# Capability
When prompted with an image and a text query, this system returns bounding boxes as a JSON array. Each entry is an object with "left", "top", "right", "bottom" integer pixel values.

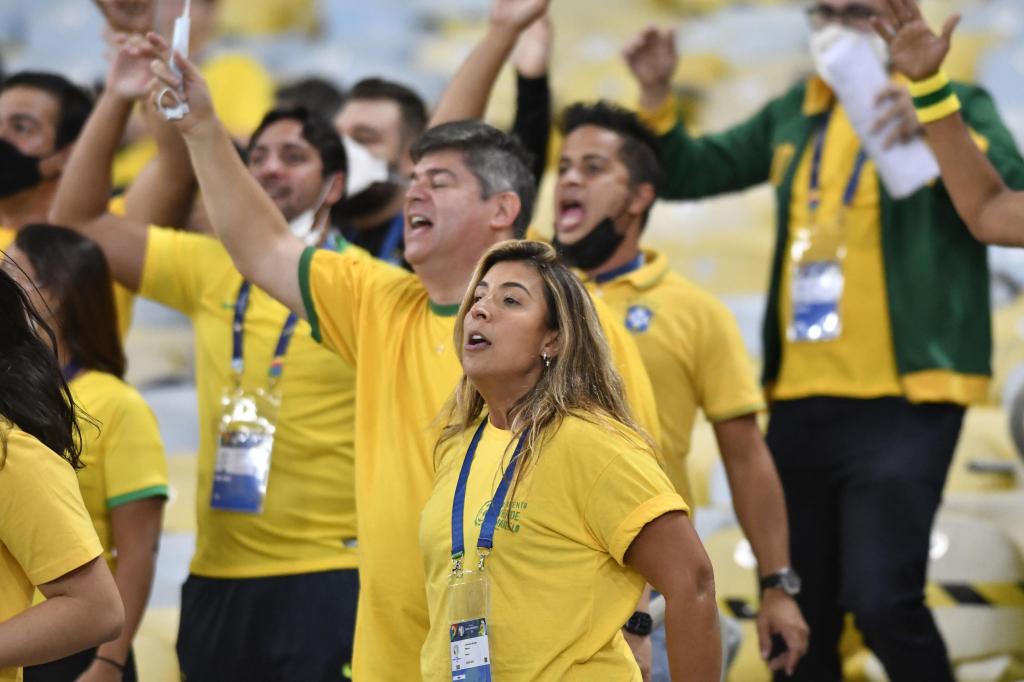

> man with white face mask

[
  {"left": 625, "top": 3, "right": 1024, "bottom": 681},
  {"left": 50, "top": 36, "right": 365, "bottom": 681}
]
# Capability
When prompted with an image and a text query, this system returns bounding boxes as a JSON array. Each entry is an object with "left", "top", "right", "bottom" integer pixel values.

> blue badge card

[
  {"left": 451, "top": 617, "right": 492, "bottom": 681},
  {"left": 790, "top": 260, "right": 843, "bottom": 342}
]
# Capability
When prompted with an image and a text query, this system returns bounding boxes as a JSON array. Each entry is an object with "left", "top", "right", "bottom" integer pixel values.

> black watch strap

[{"left": 624, "top": 611, "right": 653, "bottom": 636}]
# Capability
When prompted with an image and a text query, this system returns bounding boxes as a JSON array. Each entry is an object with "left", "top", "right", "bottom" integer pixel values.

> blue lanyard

[
  {"left": 231, "top": 281, "right": 299, "bottom": 387},
  {"left": 378, "top": 213, "right": 404, "bottom": 264},
  {"left": 809, "top": 112, "right": 868, "bottom": 214},
  {"left": 451, "top": 419, "right": 529, "bottom": 564},
  {"left": 62, "top": 361, "right": 81, "bottom": 382},
  {"left": 593, "top": 253, "right": 645, "bottom": 284}
]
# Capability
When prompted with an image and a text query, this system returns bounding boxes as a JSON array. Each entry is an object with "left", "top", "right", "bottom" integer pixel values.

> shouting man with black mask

[{"left": 0, "top": 72, "right": 93, "bottom": 250}]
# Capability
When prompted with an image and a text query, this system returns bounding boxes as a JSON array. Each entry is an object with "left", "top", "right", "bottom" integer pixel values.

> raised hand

[
  {"left": 872, "top": 0, "right": 960, "bottom": 81},
  {"left": 873, "top": 83, "right": 923, "bottom": 149},
  {"left": 94, "top": 0, "right": 155, "bottom": 34},
  {"left": 623, "top": 26, "right": 677, "bottom": 111},
  {"left": 512, "top": 15, "right": 554, "bottom": 79},
  {"left": 106, "top": 33, "right": 160, "bottom": 102},
  {"left": 491, "top": 0, "right": 551, "bottom": 36},
  {"left": 147, "top": 32, "right": 215, "bottom": 135}
]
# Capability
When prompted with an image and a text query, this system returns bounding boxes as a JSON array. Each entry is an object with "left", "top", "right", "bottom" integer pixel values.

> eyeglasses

[{"left": 806, "top": 3, "right": 879, "bottom": 27}]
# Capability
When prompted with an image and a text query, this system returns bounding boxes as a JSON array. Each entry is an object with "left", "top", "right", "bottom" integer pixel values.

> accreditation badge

[
  {"left": 788, "top": 221, "right": 845, "bottom": 343},
  {"left": 449, "top": 569, "right": 492, "bottom": 681},
  {"left": 211, "top": 386, "right": 281, "bottom": 514}
]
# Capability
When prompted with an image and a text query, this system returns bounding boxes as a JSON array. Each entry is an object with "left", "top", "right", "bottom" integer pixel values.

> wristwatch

[
  {"left": 624, "top": 611, "right": 653, "bottom": 637},
  {"left": 760, "top": 567, "right": 802, "bottom": 596}
]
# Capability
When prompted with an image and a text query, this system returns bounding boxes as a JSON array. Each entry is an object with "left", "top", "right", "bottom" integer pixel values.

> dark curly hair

[{"left": 560, "top": 100, "right": 663, "bottom": 192}]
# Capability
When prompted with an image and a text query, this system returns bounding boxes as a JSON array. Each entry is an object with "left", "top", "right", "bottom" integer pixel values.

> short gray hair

[{"left": 411, "top": 121, "right": 536, "bottom": 238}]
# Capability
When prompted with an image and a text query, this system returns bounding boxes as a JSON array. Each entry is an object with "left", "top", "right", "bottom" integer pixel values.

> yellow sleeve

[
  {"left": 0, "top": 430, "right": 103, "bottom": 585},
  {"left": 139, "top": 226, "right": 216, "bottom": 315},
  {"left": 638, "top": 94, "right": 680, "bottom": 136},
  {"left": 101, "top": 387, "right": 169, "bottom": 508},
  {"left": 581, "top": 436, "right": 688, "bottom": 566},
  {"left": 298, "top": 244, "right": 386, "bottom": 365},
  {"left": 695, "top": 297, "right": 766, "bottom": 422},
  {"left": 593, "top": 297, "right": 663, "bottom": 446},
  {"left": 203, "top": 54, "right": 276, "bottom": 138}
]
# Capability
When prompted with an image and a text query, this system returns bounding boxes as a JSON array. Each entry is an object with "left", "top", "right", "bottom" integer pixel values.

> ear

[
  {"left": 626, "top": 182, "right": 656, "bottom": 219},
  {"left": 541, "top": 330, "right": 560, "bottom": 360},
  {"left": 40, "top": 145, "right": 73, "bottom": 180},
  {"left": 323, "top": 171, "right": 347, "bottom": 207},
  {"left": 487, "top": 191, "right": 523, "bottom": 237}
]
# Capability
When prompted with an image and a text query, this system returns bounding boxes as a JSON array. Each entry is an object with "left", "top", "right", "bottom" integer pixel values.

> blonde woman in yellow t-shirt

[
  {"left": 420, "top": 240, "right": 721, "bottom": 681},
  {"left": 0, "top": 266, "right": 123, "bottom": 681},
  {"left": 7, "top": 225, "right": 167, "bottom": 682}
]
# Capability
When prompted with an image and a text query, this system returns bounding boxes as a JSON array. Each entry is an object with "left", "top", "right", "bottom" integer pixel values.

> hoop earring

[{"left": 542, "top": 353, "right": 551, "bottom": 368}]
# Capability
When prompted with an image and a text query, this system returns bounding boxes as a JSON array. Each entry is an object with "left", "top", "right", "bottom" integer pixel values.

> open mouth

[
  {"left": 408, "top": 214, "right": 434, "bottom": 233},
  {"left": 465, "top": 331, "right": 491, "bottom": 351},
  {"left": 557, "top": 200, "right": 586, "bottom": 230}
]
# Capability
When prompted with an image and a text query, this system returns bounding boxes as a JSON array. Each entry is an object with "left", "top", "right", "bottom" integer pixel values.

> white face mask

[
  {"left": 287, "top": 181, "right": 333, "bottom": 246},
  {"left": 809, "top": 23, "right": 889, "bottom": 85},
  {"left": 342, "top": 136, "right": 393, "bottom": 196}
]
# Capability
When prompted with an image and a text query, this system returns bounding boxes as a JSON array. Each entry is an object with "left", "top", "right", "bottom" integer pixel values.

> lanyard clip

[
  {"left": 451, "top": 555, "right": 464, "bottom": 579},
  {"left": 477, "top": 548, "right": 490, "bottom": 573}
]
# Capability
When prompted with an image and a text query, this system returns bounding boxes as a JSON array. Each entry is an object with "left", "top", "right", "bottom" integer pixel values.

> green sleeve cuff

[
  {"left": 107, "top": 485, "right": 169, "bottom": 509},
  {"left": 298, "top": 246, "right": 322, "bottom": 343}
]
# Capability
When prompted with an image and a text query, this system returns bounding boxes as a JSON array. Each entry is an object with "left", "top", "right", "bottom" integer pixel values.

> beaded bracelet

[{"left": 908, "top": 70, "right": 961, "bottom": 124}]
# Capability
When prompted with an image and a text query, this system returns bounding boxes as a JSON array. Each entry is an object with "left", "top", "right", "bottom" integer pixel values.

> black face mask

[
  {"left": 0, "top": 138, "right": 44, "bottom": 199},
  {"left": 332, "top": 180, "right": 401, "bottom": 222},
  {"left": 552, "top": 216, "right": 626, "bottom": 270}
]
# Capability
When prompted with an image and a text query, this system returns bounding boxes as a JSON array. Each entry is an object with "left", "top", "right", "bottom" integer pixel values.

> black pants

[
  {"left": 176, "top": 568, "right": 359, "bottom": 682},
  {"left": 766, "top": 396, "right": 962, "bottom": 682},
  {"left": 24, "top": 648, "right": 137, "bottom": 681}
]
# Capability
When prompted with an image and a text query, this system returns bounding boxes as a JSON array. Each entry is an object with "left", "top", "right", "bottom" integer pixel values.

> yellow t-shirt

[
  {"left": 774, "top": 105, "right": 902, "bottom": 400},
  {"left": 419, "top": 415, "right": 687, "bottom": 681},
  {"left": 586, "top": 250, "right": 765, "bottom": 503},
  {"left": 0, "top": 427, "right": 103, "bottom": 682},
  {"left": 70, "top": 371, "right": 168, "bottom": 571},
  {"left": 0, "top": 226, "right": 135, "bottom": 338},
  {"left": 139, "top": 226, "right": 358, "bottom": 578},
  {"left": 300, "top": 246, "right": 661, "bottom": 681}
]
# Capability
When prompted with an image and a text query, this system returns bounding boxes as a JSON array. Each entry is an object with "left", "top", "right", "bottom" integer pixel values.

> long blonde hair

[{"left": 436, "top": 240, "right": 652, "bottom": 486}]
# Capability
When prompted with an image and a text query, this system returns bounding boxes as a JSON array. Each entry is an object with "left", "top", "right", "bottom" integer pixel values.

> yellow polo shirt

[
  {"left": 0, "top": 226, "right": 136, "bottom": 338},
  {"left": 420, "top": 415, "right": 687, "bottom": 680},
  {"left": 586, "top": 250, "right": 765, "bottom": 503},
  {"left": 775, "top": 102, "right": 902, "bottom": 400},
  {"left": 70, "top": 371, "right": 168, "bottom": 571},
  {"left": 0, "top": 427, "right": 103, "bottom": 682},
  {"left": 300, "top": 245, "right": 661, "bottom": 681},
  {"left": 139, "top": 226, "right": 359, "bottom": 578}
]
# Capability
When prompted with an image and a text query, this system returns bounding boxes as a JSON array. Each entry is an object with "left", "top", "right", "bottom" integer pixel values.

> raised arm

[
  {"left": 624, "top": 27, "right": 776, "bottom": 199},
  {"left": 429, "top": 0, "right": 550, "bottom": 127},
  {"left": 874, "top": 0, "right": 1024, "bottom": 245},
  {"left": 510, "top": 16, "right": 554, "bottom": 186},
  {"left": 123, "top": 97, "right": 197, "bottom": 228},
  {"left": 148, "top": 42, "right": 306, "bottom": 315},
  {"left": 49, "top": 33, "right": 161, "bottom": 290}
]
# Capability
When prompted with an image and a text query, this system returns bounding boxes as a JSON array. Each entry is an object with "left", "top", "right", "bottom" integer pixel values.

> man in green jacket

[{"left": 624, "top": 2, "right": 1024, "bottom": 680}]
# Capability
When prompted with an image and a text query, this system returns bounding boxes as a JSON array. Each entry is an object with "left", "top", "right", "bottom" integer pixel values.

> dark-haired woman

[
  {"left": 420, "top": 240, "right": 721, "bottom": 681},
  {"left": 0, "top": 265, "right": 124, "bottom": 681},
  {"left": 7, "top": 225, "right": 168, "bottom": 682}
]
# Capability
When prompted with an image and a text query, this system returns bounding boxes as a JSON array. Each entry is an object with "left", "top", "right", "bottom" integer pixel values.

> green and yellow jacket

[{"left": 646, "top": 77, "right": 1024, "bottom": 404}]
